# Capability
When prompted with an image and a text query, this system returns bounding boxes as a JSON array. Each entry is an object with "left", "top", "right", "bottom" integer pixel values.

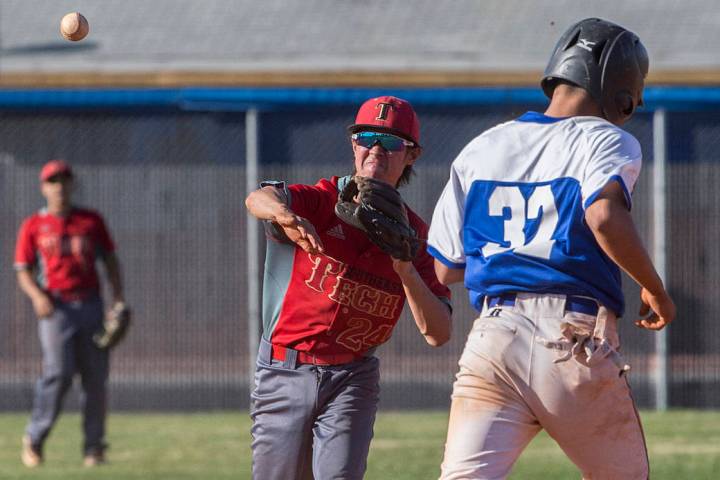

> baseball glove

[
  {"left": 93, "top": 301, "right": 131, "bottom": 350},
  {"left": 335, "top": 176, "right": 419, "bottom": 261}
]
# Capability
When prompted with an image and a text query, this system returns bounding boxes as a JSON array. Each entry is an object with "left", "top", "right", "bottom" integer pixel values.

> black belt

[
  {"left": 48, "top": 288, "right": 99, "bottom": 303},
  {"left": 486, "top": 293, "right": 599, "bottom": 317}
]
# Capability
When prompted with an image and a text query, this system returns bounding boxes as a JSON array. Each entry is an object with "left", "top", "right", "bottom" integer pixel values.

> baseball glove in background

[
  {"left": 93, "top": 301, "right": 131, "bottom": 350},
  {"left": 335, "top": 176, "right": 419, "bottom": 261}
]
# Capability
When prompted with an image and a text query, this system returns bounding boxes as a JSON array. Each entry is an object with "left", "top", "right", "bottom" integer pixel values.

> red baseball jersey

[
  {"left": 14, "top": 207, "right": 115, "bottom": 298},
  {"left": 261, "top": 176, "right": 451, "bottom": 357}
]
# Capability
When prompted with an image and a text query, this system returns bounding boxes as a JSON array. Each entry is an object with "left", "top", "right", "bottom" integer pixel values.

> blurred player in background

[
  {"left": 15, "top": 160, "right": 125, "bottom": 468},
  {"left": 245, "top": 96, "right": 452, "bottom": 480},
  {"left": 428, "top": 18, "right": 675, "bottom": 479}
]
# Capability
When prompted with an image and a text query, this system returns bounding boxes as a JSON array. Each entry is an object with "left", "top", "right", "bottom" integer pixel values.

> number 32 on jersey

[{"left": 479, "top": 183, "right": 559, "bottom": 260}]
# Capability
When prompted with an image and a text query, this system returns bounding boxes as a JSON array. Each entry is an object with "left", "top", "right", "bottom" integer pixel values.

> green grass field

[{"left": 0, "top": 410, "right": 718, "bottom": 479}]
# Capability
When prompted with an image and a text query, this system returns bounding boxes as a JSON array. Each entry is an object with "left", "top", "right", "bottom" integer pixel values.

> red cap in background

[
  {"left": 348, "top": 96, "right": 420, "bottom": 145},
  {"left": 39, "top": 159, "right": 73, "bottom": 182}
]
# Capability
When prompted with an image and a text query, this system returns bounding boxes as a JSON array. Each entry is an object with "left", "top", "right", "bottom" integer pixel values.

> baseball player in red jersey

[
  {"left": 246, "top": 96, "right": 452, "bottom": 480},
  {"left": 15, "top": 160, "right": 125, "bottom": 468}
]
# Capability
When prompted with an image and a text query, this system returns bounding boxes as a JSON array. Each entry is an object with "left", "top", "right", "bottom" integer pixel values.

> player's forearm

[
  {"left": 395, "top": 263, "right": 452, "bottom": 346},
  {"left": 16, "top": 269, "right": 47, "bottom": 301},
  {"left": 586, "top": 199, "right": 666, "bottom": 295},
  {"left": 104, "top": 253, "right": 125, "bottom": 303},
  {"left": 245, "top": 186, "right": 292, "bottom": 221}
]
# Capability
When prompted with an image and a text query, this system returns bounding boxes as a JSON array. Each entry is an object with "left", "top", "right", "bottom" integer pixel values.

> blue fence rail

[{"left": 1, "top": 86, "right": 720, "bottom": 111}]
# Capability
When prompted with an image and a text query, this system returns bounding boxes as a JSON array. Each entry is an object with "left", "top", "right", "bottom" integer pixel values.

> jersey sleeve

[
  {"left": 14, "top": 218, "right": 36, "bottom": 270},
  {"left": 94, "top": 214, "right": 116, "bottom": 257},
  {"left": 582, "top": 129, "right": 642, "bottom": 210},
  {"left": 428, "top": 158, "right": 467, "bottom": 268},
  {"left": 287, "top": 182, "right": 333, "bottom": 226}
]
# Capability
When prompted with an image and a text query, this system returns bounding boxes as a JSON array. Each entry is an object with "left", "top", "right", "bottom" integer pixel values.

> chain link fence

[{"left": 0, "top": 90, "right": 716, "bottom": 410}]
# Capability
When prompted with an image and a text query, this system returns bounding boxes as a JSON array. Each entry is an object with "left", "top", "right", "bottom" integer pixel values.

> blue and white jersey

[{"left": 428, "top": 111, "right": 642, "bottom": 316}]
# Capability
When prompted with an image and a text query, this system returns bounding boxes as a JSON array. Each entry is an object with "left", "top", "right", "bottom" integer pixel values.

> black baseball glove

[
  {"left": 93, "top": 302, "right": 132, "bottom": 350},
  {"left": 335, "top": 176, "right": 420, "bottom": 261}
]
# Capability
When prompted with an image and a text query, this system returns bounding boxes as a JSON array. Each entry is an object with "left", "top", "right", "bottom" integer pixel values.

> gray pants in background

[
  {"left": 26, "top": 295, "right": 109, "bottom": 455},
  {"left": 251, "top": 338, "right": 380, "bottom": 480}
]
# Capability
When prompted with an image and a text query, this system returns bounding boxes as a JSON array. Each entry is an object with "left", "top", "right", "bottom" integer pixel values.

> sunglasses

[{"left": 352, "top": 132, "right": 414, "bottom": 152}]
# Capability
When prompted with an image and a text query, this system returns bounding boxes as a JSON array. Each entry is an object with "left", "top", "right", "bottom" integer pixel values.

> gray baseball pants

[
  {"left": 251, "top": 338, "right": 380, "bottom": 480},
  {"left": 26, "top": 295, "right": 109, "bottom": 455}
]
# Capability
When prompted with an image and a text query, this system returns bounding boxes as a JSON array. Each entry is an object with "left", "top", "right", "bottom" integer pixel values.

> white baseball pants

[{"left": 440, "top": 293, "right": 648, "bottom": 480}]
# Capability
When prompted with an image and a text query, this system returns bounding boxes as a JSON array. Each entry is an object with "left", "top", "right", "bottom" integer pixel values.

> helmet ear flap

[
  {"left": 615, "top": 91, "right": 636, "bottom": 121},
  {"left": 602, "top": 90, "right": 635, "bottom": 125}
]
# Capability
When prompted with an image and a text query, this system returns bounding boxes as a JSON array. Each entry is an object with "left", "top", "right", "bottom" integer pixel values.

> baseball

[{"left": 60, "top": 12, "right": 89, "bottom": 41}]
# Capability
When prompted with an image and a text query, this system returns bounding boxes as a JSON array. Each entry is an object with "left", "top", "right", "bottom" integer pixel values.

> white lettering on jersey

[
  {"left": 305, "top": 254, "right": 401, "bottom": 319},
  {"left": 521, "top": 185, "right": 558, "bottom": 259},
  {"left": 481, "top": 186, "right": 525, "bottom": 257},
  {"left": 481, "top": 185, "right": 558, "bottom": 260}
]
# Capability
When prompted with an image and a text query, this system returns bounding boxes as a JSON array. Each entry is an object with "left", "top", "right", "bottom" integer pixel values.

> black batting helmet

[{"left": 541, "top": 18, "right": 649, "bottom": 125}]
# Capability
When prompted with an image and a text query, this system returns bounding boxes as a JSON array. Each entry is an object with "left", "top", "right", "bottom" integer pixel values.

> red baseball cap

[
  {"left": 39, "top": 159, "right": 73, "bottom": 182},
  {"left": 348, "top": 96, "right": 420, "bottom": 146}
]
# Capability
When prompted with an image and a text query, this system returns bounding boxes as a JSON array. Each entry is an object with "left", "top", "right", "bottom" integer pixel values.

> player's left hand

[
  {"left": 93, "top": 301, "right": 132, "bottom": 349},
  {"left": 335, "top": 176, "right": 419, "bottom": 261},
  {"left": 634, "top": 287, "right": 675, "bottom": 330}
]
